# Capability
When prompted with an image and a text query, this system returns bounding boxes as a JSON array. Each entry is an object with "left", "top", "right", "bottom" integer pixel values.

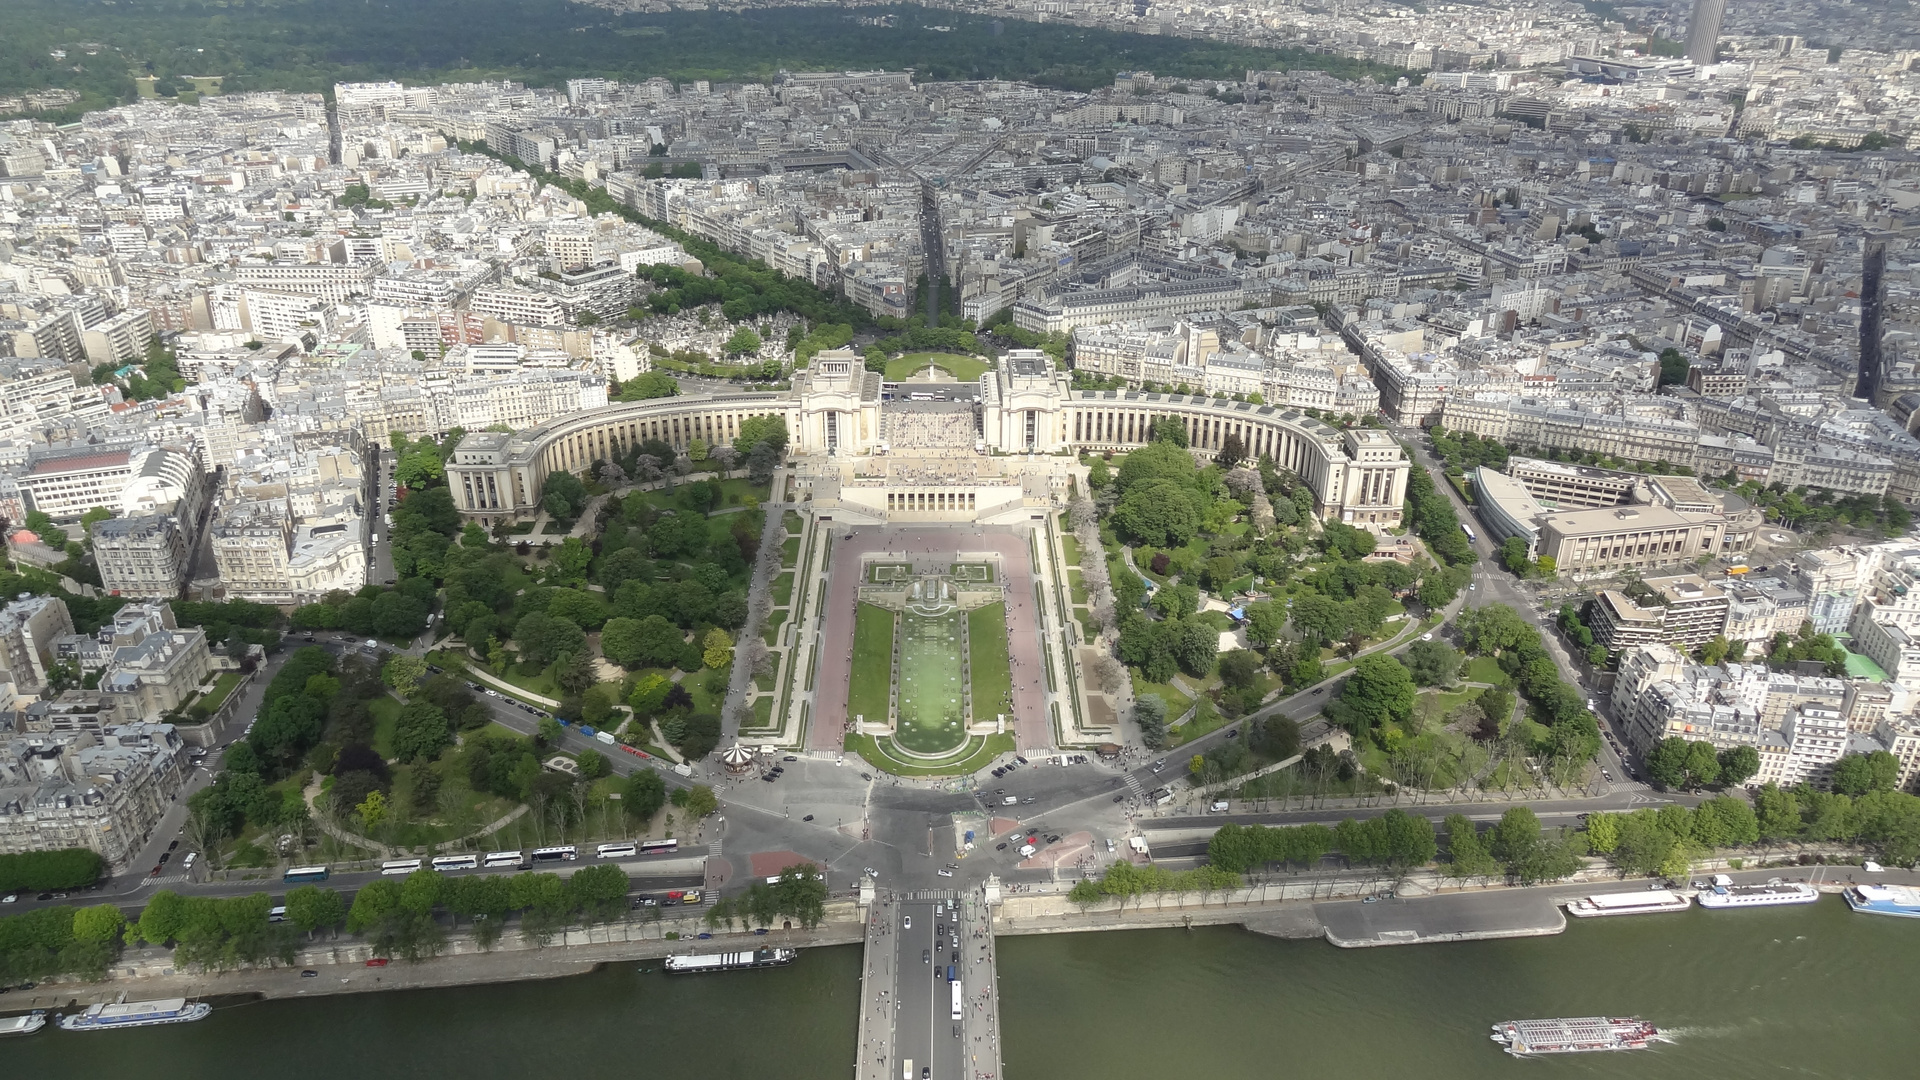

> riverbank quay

[{"left": 11, "top": 863, "right": 1914, "bottom": 1014}]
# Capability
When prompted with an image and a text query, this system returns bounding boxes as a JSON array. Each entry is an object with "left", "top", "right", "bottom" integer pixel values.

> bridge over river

[{"left": 856, "top": 883, "right": 1005, "bottom": 1080}]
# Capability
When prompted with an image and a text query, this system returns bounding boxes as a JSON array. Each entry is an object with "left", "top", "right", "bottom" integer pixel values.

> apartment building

[
  {"left": 1589, "top": 574, "right": 1730, "bottom": 656},
  {"left": 92, "top": 515, "right": 191, "bottom": 599},
  {"left": 97, "top": 604, "right": 213, "bottom": 720},
  {"left": 0, "top": 595, "right": 75, "bottom": 695},
  {"left": 0, "top": 724, "right": 192, "bottom": 863},
  {"left": 17, "top": 442, "right": 142, "bottom": 518},
  {"left": 210, "top": 498, "right": 297, "bottom": 605},
  {"left": 232, "top": 261, "right": 379, "bottom": 303}
]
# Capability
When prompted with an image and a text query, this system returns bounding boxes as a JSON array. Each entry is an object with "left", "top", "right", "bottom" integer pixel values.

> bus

[
  {"left": 597, "top": 843, "right": 637, "bottom": 860},
  {"left": 483, "top": 850, "right": 523, "bottom": 868},
  {"left": 381, "top": 858, "right": 423, "bottom": 875},
  {"left": 283, "top": 865, "right": 330, "bottom": 883},
  {"left": 531, "top": 846, "right": 579, "bottom": 863},
  {"left": 431, "top": 854, "right": 479, "bottom": 871},
  {"left": 902, "top": 1061, "right": 912, "bottom": 1080},
  {"left": 640, "top": 839, "right": 678, "bottom": 855},
  {"left": 1460, "top": 521, "right": 1478, "bottom": 544},
  {"left": 950, "top": 980, "right": 963, "bottom": 1020}
]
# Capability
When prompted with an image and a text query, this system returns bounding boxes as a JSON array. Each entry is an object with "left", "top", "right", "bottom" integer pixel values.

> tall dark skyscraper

[
  {"left": 1856, "top": 237, "right": 1889, "bottom": 402},
  {"left": 1685, "top": 0, "right": 1727, "bottom": 66}
]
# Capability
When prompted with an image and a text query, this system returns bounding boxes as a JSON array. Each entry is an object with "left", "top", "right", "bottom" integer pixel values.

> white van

[
  {"left": 1001, "top": 795, "right": 1017, "bottom": 806},
  {"left": 1209, "top": 799, "right": 1230, "bottom": 813},
  {"left": 182, "top": 852, "right": 197, "bottom": 870}
]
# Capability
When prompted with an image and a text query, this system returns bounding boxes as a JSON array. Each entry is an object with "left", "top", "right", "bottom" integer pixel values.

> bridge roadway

[{"left": 858, "top": 887, "right": 1003, "bottom": 1080}]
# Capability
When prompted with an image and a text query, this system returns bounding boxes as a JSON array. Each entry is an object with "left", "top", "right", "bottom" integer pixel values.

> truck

[
  {"left": 596, "top": 730, "right": 617, "bottom": 745},
  {"left": 1148, "top": 787, "right": 1175, "bottom": 806},
  {"left": 1018, "top": 843, "right": 1035, "bottom": 857},
  {"left": 1001, "top": 795, "right": 1018, "bottom": 805}
]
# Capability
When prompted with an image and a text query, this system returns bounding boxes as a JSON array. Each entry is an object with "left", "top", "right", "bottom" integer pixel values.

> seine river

[{"left": 10, "top": 899, "right": 1919, "bottom": 1079}]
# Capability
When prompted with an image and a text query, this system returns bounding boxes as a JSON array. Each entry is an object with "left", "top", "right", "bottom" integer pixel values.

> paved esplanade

[
  {"left": 858, "top": 888, "right": 1003, "bottom": 1080},
  {"left": 813, "top": 526, "right": 1053, "bottom": 754}
]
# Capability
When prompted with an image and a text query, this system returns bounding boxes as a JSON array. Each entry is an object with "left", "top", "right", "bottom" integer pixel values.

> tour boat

[
  {"left": 1694, "top": 877, "right": 1821, "bottom": 909},
  {"left": 1565, "top": 889, "right": 1691, "bottom": 917},
  {"left": 1491, "top": 1017, "right": 1660, "bottom": 1055},
  {"left": 1844, "top": 883, "right": 1920, "bottom": 919},
  {"left": 0, "top": 1011, "right": 48, "bottom": 1037},
  {"left": 57, "top": 997, "right": 212, "bottom": 1031}
]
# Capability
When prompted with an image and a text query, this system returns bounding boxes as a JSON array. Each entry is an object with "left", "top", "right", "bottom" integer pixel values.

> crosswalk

[
  {"left": 1122, "top": 772, "right": 1147, "bottom": 799},
  {"left": 902, "top": 888, "right": 957, "bottom": 902}
]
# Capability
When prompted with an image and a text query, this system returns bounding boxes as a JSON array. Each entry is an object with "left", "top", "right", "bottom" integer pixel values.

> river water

[{"left": 10, "top": 899, "right": 1918, "bottom": 1079}]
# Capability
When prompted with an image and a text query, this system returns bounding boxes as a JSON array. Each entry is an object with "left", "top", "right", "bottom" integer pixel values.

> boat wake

[{"left": 1652, "top": 1024, "right": 1739, "bottom": 1043}]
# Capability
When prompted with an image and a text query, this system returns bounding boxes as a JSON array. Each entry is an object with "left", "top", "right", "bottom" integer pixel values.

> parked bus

[
  {"left": 1459, "top": 521, "right": 1478, "bottom": 544},
  {"left": 530, "top": 846, "right": 579, "bottom": 863},
  {"left": 482, "top": 851, "right": 523, "bottom": 868},
  {"left": 950, "top": 980, "right": 963, "bottom": 1020},
  {"left": 431, "top": 855, "right": 479, "bottom": 871},
  {"left": 283, "top": 865, "right": 330, "bottom": 883},
  {"left": 596, "top": 843, "right": 637, "bottom": 860},
  {"left": 640, "top": 839, "right": 678, "bottom": 855},
  {"left": 381, "top": 858, "right": 423, "bottom": 875}
]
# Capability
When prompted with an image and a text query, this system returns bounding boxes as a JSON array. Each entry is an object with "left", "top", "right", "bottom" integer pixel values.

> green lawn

[
  {"left": 967, "top": 602, "right": 1013, "bottom": 726},
  {"left": 1465, "top": 656, "right": 1510, "bottom": 686},
  {"left": 847, "top": 602, "right": 895, "bottom": 726},
  {"left": 750, "top": 696, "right": 774, "bottom": 728},
  {"left": 885, "top": 352, "right": 991, "bottom": 383},
  {"left": 784, "top": 511, "right": 803, "bottom": 535},
  {"left": 754, "top": 661, "right": 778, "bottom": 693},
  {"left": 1060, "top": 533, "right": 1081, "bottom": 566},
  {"left": 202, "top": 670, "right": 245, "bottom": 712},
  {"left": 845, "top": 732, "right": 1016, "bottom": 777},
  {"left": 896, "top": 610, "right": 967, "bottom": 754},
  {"left": 782, "top": 536, "right": 801, "bottom": 567},
  {"left": 369, "top": 696, "right": 403, "bottom": 759},
  {"left": 772, "top": 571, "right": 795, "bottom": 607},
  {"left": 762, "top": 608, "right": 788, "bottom": 645},
  {"left": 1131, "top": 674, "right": 1193, "bottom": 719},
  {"left": 1067, "top": 568, "right": 1088, "bottom": 605},
  {"left": 1168, "top": 701, "right": 1228, "bottom": 747}
]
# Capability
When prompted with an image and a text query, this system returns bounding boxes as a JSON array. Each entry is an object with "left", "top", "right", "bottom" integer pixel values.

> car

[
  {"left": 1602, "top": 770, "right": 1614, "bottom": 782},
  {"left": 36, "top": 892, "right": 51, "bottom": 901},
  {"left": 996, "top": 842, "right": 1008, "bottom": 850},
  {"left": 937, "top": 870, "right": 953, "bottom": 879},
  {"left": 753, "top": 927, "right": 769, "bottom": 935},
  {"left": 150, "top": 866, "right": 162, "bottom": 877},
  {"left": 922, "top": 950, "right": 931, "bottom": 964},
  {"left": 1361, "top": 896, "right": 1380, "bottom": 904},
  {"left": 1046, "top": 834, "right": 1061, "bottom": 843},
  {"left": 1865, "top": 860, "right": 1885, "bottom": 873},
  {"left": 484, "top": 689, "right": 499, "bottom": 697},
  {"left": 864, "top": 867, "right": 878, "bottom": 878},
  {"left": 159, "top": 852, "right": 171, "bottom": 864},
  {"left": 303, "top": 634, "right": 316, "bottom": 641},
  {"left": 0, "top": 894, "right": 13, "bottom": 903},
  {"left": 762, "top": 775, "right": 776, "bottom": 782},
  {"left": 1151, "top": 763, "right": 1165, "bottom": 774},
  {"left": 467, "top": 682, "right": 482, "bottom": 691},
  {"left": 784, "top": 755, "right": 797, "bottom": 762},
  {"left": 366, "top": 958, "right": 390, "bottom": 967},
  {"left": 922, "top": 1069, "right": 931, "bottom": 1079},
  {"left": 300, "top": 970, "right": 319, "bottom": 978},
  {"left": 168, "top": 839, "right": 179, "bottom": 851},
  {"left": 1312, "top": 686, "right": 1325, "bottom": 694},
  {"left": 1022, "top": 797, "right": 1035, "bottom": 805},
  {"left": 1421, "top": 632, "right": 1433, "bottom": 640},
  {"left": 802, "top": 814, "right": 814, "bottom": 822},
  {"left": 1112, "top": 795, "right": 1124, "bottom": 803},
  {"left": 860, "top": 773, "right": 872, "bottom": 781},
  {"left": 426, "top": 665, "right": 443, "bottom": 674},
  {"left": 1015, "top": 756, "right": 1028, "bottom": 765},
  {"left": 1226, "top": 729, "right": 1240, "bottom": 739},
  {"left": 903, "top": 916, "right": 912, "bottom": 929},
  {"left": 1468, "top": 583, "right": 1477, "bottom": 590},
  {"left": 697, "top": 932, "right": 713, "bottom": 939},
  {"left": 950, "top": 951, "right": 959, "bottom": 964}
]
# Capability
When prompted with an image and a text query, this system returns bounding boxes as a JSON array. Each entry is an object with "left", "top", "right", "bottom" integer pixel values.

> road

[{"left": 890, "top": 893, "right": 965, "bottom": 1080}]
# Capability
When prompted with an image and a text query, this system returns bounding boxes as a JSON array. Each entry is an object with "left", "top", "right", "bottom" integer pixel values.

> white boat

[
  {"left": 1566, "top": 889, "right": 1691, "bottom": 917},
  {"left": 1845, "top": 883, "right": 1920, "bottom": 919},
  {"left": 57, "top": 998, "right": 212, "bottom": 1031},
  {"left": 0, "top": 1011, "right": 48, "bottom": 1037},
  {"left": 1695, "top": 876, "right": 1821, "bottom": 909},
  {"left": 663, "top": 946, "right": 796, "bottom": 973}
]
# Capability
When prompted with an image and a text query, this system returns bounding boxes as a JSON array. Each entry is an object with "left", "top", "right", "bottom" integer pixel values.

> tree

[
  {"left": 682, "top": 785, "right": 719, "bottom": 819},
  {"left": 1717, "top": 744, "right": 1760, "bottom": 787},
  {"left": 383, "top": 655, "right": 429, "bottom": 696},
  {"left": 1645, "top": 737, "right": 1692, "bottom": 791},
  {"left": 1832, "top": 751, "right": 1900, "bottom": 797},
  {"left": 1331, "top": 655, "right": 1415, "bottom": 736},
  {"left": 723, "top": 327, "right": 762, "bottom": 356},
  {"left": 1112, "top": 479, "right": 1204, "bottom": 547},
  {"left": 285, "top": 885, "right": 346, "bottom": 936},
  {"left": 393, "top": 700, "right": 452, "bottom": 763},
  {"left": 71, "top": 903, "right": 126, "bottom": 943},
  {"left": 356, "top": 790, "right": 389, "bottom": 832},
  {"left": 1217, "top": 649, "right": 1262, "bottom": 690},
  {"left": 576, "top": 749, "right": 610, "bottom": 780},
  {"left": 703, "top": 627, "right": 734, "bottom": 669},
  {"left": 1402, "top": 639, "right": 1461, "bottom": 687},
  {"left": 623, "top": 768, "right": 667, "bottom": 820},
  {"left": 1500, "top": 536, "right": 1531, "bottom": 575}
]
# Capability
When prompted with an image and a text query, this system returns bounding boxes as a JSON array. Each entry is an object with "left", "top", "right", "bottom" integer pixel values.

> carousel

[{"left": 720, "top": 743, "right": 756, "bottom": 774}]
